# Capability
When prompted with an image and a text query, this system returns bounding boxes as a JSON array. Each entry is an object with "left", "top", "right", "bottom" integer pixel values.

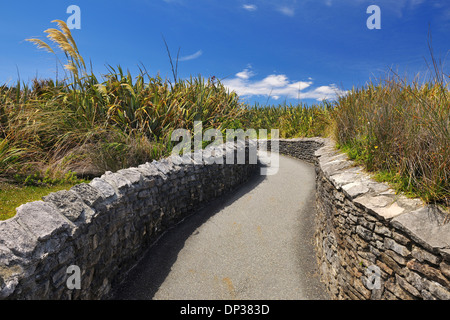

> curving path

[{"left": 112, "top": 154, "right": 329, "bottom": 300}]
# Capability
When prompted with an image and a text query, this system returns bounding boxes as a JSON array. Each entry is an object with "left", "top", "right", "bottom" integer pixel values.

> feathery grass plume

[
  {"left": 64, "top": 62, "right": 79, "bottom": 77},
  {"left": 25, "top": 38, "right": 55, "bottom": 54},
  {"left": 52, "top": 20, "right": 78, "bottom": 52},
  {"left": 44, "top": 28, "right": 81, "bottom": 76},
  {"left": 51, "top": 20, "right": 85, "bottom": 71},
  {"left": 27, "top": 20, "right": 86, "bottom": 79},
  {"left": 44, "top": 28, "right": 73, "bottom": 55}
]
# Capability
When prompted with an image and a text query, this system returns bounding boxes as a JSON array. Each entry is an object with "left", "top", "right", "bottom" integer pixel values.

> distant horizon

[{"left": 0, "top": 0, "right": 449, "bottom": 106}]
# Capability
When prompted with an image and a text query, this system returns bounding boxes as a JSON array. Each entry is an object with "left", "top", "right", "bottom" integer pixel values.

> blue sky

[{"left": 0, "top": 0, "right": 449, "bottom": 105}]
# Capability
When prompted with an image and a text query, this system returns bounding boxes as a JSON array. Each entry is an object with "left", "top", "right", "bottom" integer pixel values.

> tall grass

[
  {"left": 240, "top": 102, "right": 333, "bottom": 138},
  {"left": 333, "top": 70, "right": 449, "bottom": 207},
  {"left": 0, "top": 20, "right": 245, "bottom": 182}
]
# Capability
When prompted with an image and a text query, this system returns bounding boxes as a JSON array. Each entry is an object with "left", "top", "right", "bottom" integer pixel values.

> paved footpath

[{"left": 113, "top": 154, "right": 329, "bottom": 300}]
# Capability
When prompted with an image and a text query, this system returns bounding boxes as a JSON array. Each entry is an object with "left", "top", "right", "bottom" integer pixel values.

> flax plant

[{"left": 5, "top": 19, "right": 246, "bottom": 183}]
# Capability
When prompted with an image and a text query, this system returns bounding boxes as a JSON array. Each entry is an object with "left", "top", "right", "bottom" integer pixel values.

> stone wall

[
  {"left": 269, "top": 138, "right": 450, "bottom": 300},
  {"left": 1, "top": 137, "right": 449, "bottom": 300},
  {"left": 0, "top": 143, "right": 258, "bottom": 300}
]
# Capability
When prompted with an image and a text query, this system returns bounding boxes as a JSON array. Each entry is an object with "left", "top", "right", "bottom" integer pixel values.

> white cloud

[
  {"left": 223, "top": 68, "right": 347, "bottom": 102},
  {"left": 236, "top": 68, "right": 255, "bottom": 79},
  {"left": 302, "top": 84, "right": 345, "bottom": 101},
  {"left": 242, "top": 4, "right": 257, "bottom": 11},
  {"left": 179, "top": 50, "right": 203, "bottom": 61},
  {"left": 277, "top": 6, "right": 295, "bottom": 17}
]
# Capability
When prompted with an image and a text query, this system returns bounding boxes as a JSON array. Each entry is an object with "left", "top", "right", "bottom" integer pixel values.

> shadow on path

[{"left": 111, "top": 169, "right": 268, "bottom": 300}]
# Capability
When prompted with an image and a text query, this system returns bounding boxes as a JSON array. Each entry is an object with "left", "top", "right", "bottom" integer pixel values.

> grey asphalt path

[{"left": 112, "top": 154, "right": 329, "bottom": 300}]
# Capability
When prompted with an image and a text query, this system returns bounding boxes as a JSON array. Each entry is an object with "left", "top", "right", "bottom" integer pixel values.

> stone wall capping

[
  {"left": 0, "top": 217, "right": 39, "bottom": 260},
  {"left": 15, "top": 201, "right": 74, "bottom": 242},
  {"left": 329, "top": 168, "right": 366, "bottom": 189},
  {"left": 100, "top": 171, "right": 133, "bottom": 196},
  {"left": 151, "top": 159, "right": 176, "bottom": 176},
  {"left": 116, "top": 168, "right": 145, "bottom": 186},
  {"left": 353, "top": 194, "right": 405, "bottom": 220},
  {"left": 341, "top": 180, "right": 371, "bottom": 199},
  {"left": 168, "top": 154, "right": 194, "bottom": 167},
  {"left": 70, "top": 183, "right": 105, "bottom": 209},
  {"left": 391, "top": 206, "right": 450, "bottom": 256},
  {"left": 88, "top": 178, "right": 117, "bottom": 204},
  {"left": 42, "top": 189, "right": 95, "bottom": 224}
]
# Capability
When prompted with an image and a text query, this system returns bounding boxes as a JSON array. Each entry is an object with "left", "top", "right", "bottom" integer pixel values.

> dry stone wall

[
  {"left": 1, "top": 137, "right": 449, "bottom": 300},
  {"left": 268, "top": 138, "right": 450, "bottom": 300},
  {"left": 0, "top": 143, "right": 258, "bottom": 300}
]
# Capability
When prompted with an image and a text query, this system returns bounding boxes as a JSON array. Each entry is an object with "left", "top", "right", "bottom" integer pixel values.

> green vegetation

[
  {"left": 0, "top": 183, "right": 76, "bottom": 220},
  {"left": 333, "top": 71, "right": 449, "bottom": 208},
  {"left": 0, "top": 20, "right": 448, "bottom": 220},
  {"left": 0, "top": 169, "right": 88, "bottom": 219},
  {"left": 0, "top": 170, "right": 88, "bottom": 220},
  {"left": 240, "top": 102, "right": 333, "bottom": 138}
]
